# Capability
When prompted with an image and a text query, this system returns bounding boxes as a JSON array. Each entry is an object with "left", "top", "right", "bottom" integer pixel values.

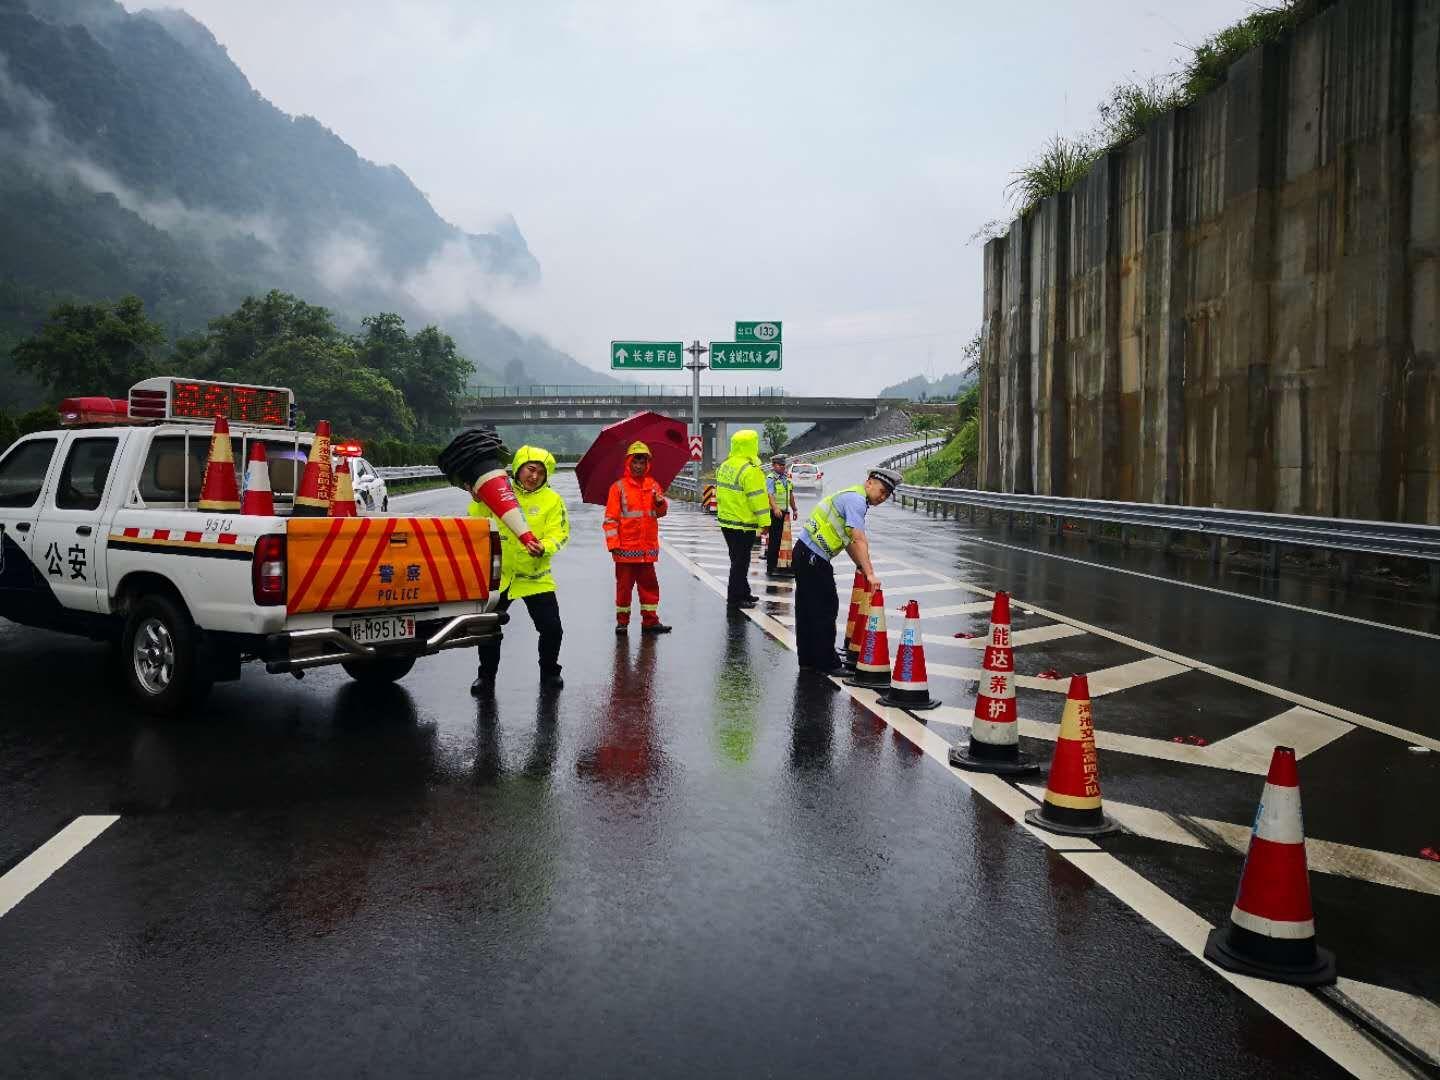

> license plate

[{"left": 348, "top": 615, "right": 416, "bottom": 644}]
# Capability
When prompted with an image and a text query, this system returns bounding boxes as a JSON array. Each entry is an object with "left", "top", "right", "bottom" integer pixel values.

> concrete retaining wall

[{"left": 980, "top": 0, "right": 1439, "bottom": 523}]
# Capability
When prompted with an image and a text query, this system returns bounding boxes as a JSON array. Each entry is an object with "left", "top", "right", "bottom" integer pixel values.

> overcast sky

[{"left": 125, "top": 0, "right": 1255, "bottom": 394}]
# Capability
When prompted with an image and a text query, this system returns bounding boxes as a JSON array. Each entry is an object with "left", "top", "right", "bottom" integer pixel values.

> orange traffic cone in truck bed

[
  {"left": 240, "top": 439, "right": 274, "bottom": 516},
  {"left": 329, "top": 459, "right": 357, "bottom": 517},
  {"left": 293, "top": 419, "right": 333, "bottom": 517},
  {"left": 197, "top": 416, "right": 240, "bottom": 512}
]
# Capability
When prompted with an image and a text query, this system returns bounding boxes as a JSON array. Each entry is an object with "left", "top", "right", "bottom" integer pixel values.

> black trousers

[
  {"left": 765, "top": 512, "right": 786, "bottom": 572},
  {"left": 478, "top": 590, "right": 563, "bottom": 676},
  {"left": 793, "top": 543, "right": 840, "bottom": 670},
  {"left": 722, "top": 527, "right": 756, "bottom": 604}
]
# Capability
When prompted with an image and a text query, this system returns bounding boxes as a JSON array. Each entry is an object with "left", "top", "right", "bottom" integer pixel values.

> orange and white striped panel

[{"left": 286, "top": 516, "right": 493, "bottom": 615}]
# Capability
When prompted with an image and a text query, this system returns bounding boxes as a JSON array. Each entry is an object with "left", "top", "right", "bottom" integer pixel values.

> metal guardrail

[
  {"left": 877, "top": 443, "right": 935, "bottom": 471},
  {"left": 376, "top": 466, "right": 442, "bottom": 481},
  {"left": 890, "top": 484, "right": 1440, "bottom": 565}
]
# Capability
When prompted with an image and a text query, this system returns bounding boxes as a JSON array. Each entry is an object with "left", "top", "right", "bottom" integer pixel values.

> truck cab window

[
  {"left": 0, "top": 438, "right": 59, "bottom": 508},
  {"left": 55, "top": 437, "right": 120, "bottom": 511}
]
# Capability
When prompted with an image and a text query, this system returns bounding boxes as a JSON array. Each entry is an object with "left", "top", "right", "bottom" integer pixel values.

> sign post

[{"left": 684, "top": 341, "right": 708, "bottom": 509}]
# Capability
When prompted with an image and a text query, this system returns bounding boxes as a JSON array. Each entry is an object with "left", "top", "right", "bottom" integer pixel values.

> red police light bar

[
  {"left": 58, "top": 397, "right": 135, "bottom": 425},
  {"left": 333, "top": 441, "right": 363, "bottom": 457},
  {"left": 127, "top": 377, "right": 296, "bottom": 428}
]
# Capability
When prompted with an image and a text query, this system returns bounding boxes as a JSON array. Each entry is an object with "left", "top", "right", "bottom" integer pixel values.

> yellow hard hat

[{"left": 626, "top": 440, "right": 651, "bottom": 456}]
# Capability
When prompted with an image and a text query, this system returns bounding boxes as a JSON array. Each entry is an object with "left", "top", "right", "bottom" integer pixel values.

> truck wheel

[
  {"left": 340, "top": 656, "right": 415, "bottom": 684},
  {"left": 121, "top": 593, "right": 212, "bottom": 716}
]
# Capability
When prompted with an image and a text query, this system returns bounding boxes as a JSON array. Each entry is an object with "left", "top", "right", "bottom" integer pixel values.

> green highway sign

[
  {"left": 611, "top": 341, "right": 684, "bottom": 370},
  {"left": 735, "top": 321, "right": 782, "bottom": 343},
  {"left": 710, "top": 342, "right": 782, "bottom": 371}
]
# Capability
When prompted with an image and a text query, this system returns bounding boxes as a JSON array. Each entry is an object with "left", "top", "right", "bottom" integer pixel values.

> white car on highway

[{"left": 789, "top": 462, "right": 823, "bottom": 494}]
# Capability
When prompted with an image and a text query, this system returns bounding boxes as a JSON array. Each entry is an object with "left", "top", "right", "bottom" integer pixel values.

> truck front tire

[
  {"left": 341, "top": 656, "right": 416, "bottom": 684},
  {"left": 121, "top": 593, "right": 212, "bottom": 716}
]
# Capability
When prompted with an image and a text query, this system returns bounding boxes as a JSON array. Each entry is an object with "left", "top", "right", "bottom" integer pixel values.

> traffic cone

[
  {"left": 879, "top": 600, "right": 940, "bottom": 710},
  {"left": 949, "top": 591, "right": 1039, "bottom": 775},
  {"left": 841, "top": 572, "right": 869, "bottom": 670},
  {"left": 240, "top": 440, "right": 274, "bottom": 516},
  {"left": 472, "top": 465, "right": 538, "bottom": 549},
  {"left": 330, "top": 459, "right": 357, "bottom": 517},
  {"left": 1204, "top": 747, "right": 1336, "bottom": 986},
  {"left": 293, "top": 419, "right": 334, "bottom": 517},
  {"left": 845, "top": 586, "right": 892, "bottom": 689},
  {"left": 1024, "top": 675, "right": 1117, "bottom": 835},
  {"left": 773, "top": 514, "right": 794, "bottom": 576},
  {"left": 197, "top": 416, "right": 240, "bottom": 512}
]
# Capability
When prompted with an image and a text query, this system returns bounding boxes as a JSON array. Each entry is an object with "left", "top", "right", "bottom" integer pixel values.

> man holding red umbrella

[{"left": 603, "top": 441, "right": 672, "bottom": 634}]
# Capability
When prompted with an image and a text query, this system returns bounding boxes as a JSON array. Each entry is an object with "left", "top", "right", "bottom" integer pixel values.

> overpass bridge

[{"left": 460, "top": 384, "right": 905, "bottom": 470}]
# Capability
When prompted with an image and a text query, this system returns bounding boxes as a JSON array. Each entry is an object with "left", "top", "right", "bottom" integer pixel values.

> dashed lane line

[
  {"left": 0, "top": 816, "right": 119, "bottom": 920},
  {"left": 660, "top": 538, "right": 1433, "bottom": 1075}
]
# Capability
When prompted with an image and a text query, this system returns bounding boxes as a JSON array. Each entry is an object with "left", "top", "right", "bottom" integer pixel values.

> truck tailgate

[{"left": 286, "top": 516, "right": 495, "bottom": 615}]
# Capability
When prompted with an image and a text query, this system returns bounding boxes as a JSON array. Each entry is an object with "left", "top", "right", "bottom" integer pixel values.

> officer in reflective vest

[
  {"left": 793, "top": 468, "right": 900, "bottom": 672},
  {"left": 469, "top": 444, "right": 570, "bottom": 694},
  {"left": 604, "top": 441, "right": 672, "bottom": 634},
  {"left": 714, "top": 429, "right": 770, "bottom": 609},
  {"left": 763, "top": 454, "right": 797, "bottom": 576}
]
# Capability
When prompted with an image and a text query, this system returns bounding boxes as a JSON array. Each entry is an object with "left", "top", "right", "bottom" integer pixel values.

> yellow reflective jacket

[
  {"left": 715, "top": 429, "right": 768, "bottom": 531},
  {"left": 469, "top": 445, "right": 569, "bottom": 598}
]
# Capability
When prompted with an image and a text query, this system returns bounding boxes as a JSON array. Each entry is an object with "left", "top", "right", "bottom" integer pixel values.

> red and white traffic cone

[
  {"left": 329, "top": 458, "right": 358, "bottom": 517},
  {"left": 841, "top": 571, "right": 868, "bottom": 670},
  {"left": 472, "top": 465, "right": 539, "bottom": 550},
  {"left": 240, "top": 440, "right": 274, "bottom": 516},
  {"left": 293, "top": 419, "right": 333, "bottom": 517},
  {"left": 1204, "top": 747, "right": 1336, "bottom": 986},
  {"left": 879, "top": 600, "right": 941, "bottom": 710},
  {"left": 1025, "top": 675, "right": 1117, "bottom": 835},
  {"left": 197, "top": 416, "right": 240, "bottom": 512},
  {"left": 774, "top": 514, "right": 794, "bottom": 576},
  {"left": 845, "top": 586, "right": 892, "bottom": 689},
  {"left": 949, "top": 591, "right": 1039, "bottom": 775}
]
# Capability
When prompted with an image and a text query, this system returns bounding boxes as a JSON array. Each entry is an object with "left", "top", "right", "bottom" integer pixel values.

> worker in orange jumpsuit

[{"left": 604, "top": 441, "right": 672, "bottom": 634}]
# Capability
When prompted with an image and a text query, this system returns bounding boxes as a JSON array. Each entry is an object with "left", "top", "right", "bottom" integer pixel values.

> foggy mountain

[
  {"left": 0, "top": 0, "right": 612, "bottom": 409},
  {"left": 878, "top": 371, "right": 974, "bottom": 401}
]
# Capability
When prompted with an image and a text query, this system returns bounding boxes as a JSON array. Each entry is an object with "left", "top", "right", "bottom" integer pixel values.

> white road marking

[
  {"left": 922, "top": 623, "right": 1087, "bottom": 651},
  {"left": 886, "top": 582, "right": 970, "bottom": 597},
  {"left": 0, "top": 816, "right": 119, "bottom": 920},
  {"left": 1204, "top": 707, "right": 1355, "bottom": 770},
  {"left": 1330, "top": 980, "right": 1440, "bottom": 1068},
  {"left": 1086, "top": 656, "right": 1189, "bottom": 696},
  {"left": 1023, "top": 784, "right": 1440, "bottom": 897},
  {"left": 661, "top": 536, "right": 1438, "bottom": 1070},
  {"left": 869, "top": 550, "right": 1440, "bottom": 753},
  {"left": 940, "top": 531, "right": 1440, "bottom": 643},
  {"left": 1060, "top": 851, "right": 1415, "bottom": 1079},
  {"left": 912, "top": 600, "right": 997, "bottom": 619}
]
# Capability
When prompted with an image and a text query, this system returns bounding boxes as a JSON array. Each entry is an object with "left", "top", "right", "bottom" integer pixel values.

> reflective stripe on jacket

[
  {"left": 469, "top": 444, "right": 569, "bottom": 598},
  {"left": 604, "top": 452, "right": 667, "bottom": 563},
  {"left": 804, "top": 484, "right": 866, "bottom": 558}
]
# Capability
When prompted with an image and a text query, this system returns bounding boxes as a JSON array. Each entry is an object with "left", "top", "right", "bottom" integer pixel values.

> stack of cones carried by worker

[
  {"left": 293, "top": 419, "right": 334, "bottom": 517},
  {"left": 845, "top": 585, "right": 892, "bottom": 689},
  {"left": 841, "top": 571, "right": 870, "bottom": 670},
  {"left": 329, "top": 458, "right": 357, "bottom": 517},
  {"left": 1025, "top": 675, "right": 1116, "bottom": 835},
  {"left": 879, "top": 600, "right": 941, "bottom": 710},
  {"left": 1204, "top": 746, "right": 1336, "bottom": 986},
  {"left": 240, "top": 440, "right": 274, "bottom": 516},
  {"left": 197, "top": 416, "right": 241, "bottom": 512},
  {"left": 949, "top": 591, "right": 1039, "bottom": 775},
  {"left": 773, "top": 514, "right": 794, "bottom": 576}
]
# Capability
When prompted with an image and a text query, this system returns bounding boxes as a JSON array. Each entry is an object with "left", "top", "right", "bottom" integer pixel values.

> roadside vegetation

[
  {"left": 903, "top": 385, "right": 980, "bottom": 486},
  {"left": 1005, "top": 0, "right": 1331, "bottom": 216}
]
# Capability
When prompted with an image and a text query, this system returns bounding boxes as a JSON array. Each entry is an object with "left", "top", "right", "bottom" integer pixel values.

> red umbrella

[{"left": 575, "top": 411, "right": 689, "bottom": 506}]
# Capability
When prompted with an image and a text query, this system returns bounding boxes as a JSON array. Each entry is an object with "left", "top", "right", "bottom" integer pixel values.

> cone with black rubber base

[
  {"left": 1024, "top": 675, "right": 1117, "bottom": 836},
  {"left": 879, "top": 600, "right": 940, "bottom": 710},
  {"left": 774, "top": 514, "right": 794, "bottom": 576},
  {"left": 844, "top": 586, "right": 891, "bottom": 689},
  {"left": 841, "top": 571, "right": 867, "bottom": 670},
  {"left": 1203, "top": 746, "right": 1336, "bottom": 986},
  {"left": 948, "top": 591, "right": 1039, "bottom": 776}
]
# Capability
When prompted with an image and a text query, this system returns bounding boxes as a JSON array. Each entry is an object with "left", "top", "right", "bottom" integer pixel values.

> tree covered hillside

[{"left": 0, "top": 0, "right": 609, "bottom": 411}]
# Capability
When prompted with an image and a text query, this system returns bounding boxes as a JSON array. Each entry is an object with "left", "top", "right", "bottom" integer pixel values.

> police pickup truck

[{"left": 0, "top": 377, "right": 502, "bottom": 715}]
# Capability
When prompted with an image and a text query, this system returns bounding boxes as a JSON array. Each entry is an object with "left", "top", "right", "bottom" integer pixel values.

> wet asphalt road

[{"left": 1, "top": 446, "right": 1435, "bottom": 1077}]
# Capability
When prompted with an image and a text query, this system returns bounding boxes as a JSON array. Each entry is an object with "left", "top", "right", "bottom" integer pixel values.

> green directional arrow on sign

[
  {"left": 611, "top": 341, "right": 684, "bottom": 370},
  {"left": 735, "top": 321, "right": 781, "bottom": 343},
  {"left": 710, "top": 342, "right": 782, "bottom": 371}
]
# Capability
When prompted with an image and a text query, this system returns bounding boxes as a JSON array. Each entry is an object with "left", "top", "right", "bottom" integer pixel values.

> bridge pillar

[{"left": 702, "top": 421, "right": 726, "bottom": 474}]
